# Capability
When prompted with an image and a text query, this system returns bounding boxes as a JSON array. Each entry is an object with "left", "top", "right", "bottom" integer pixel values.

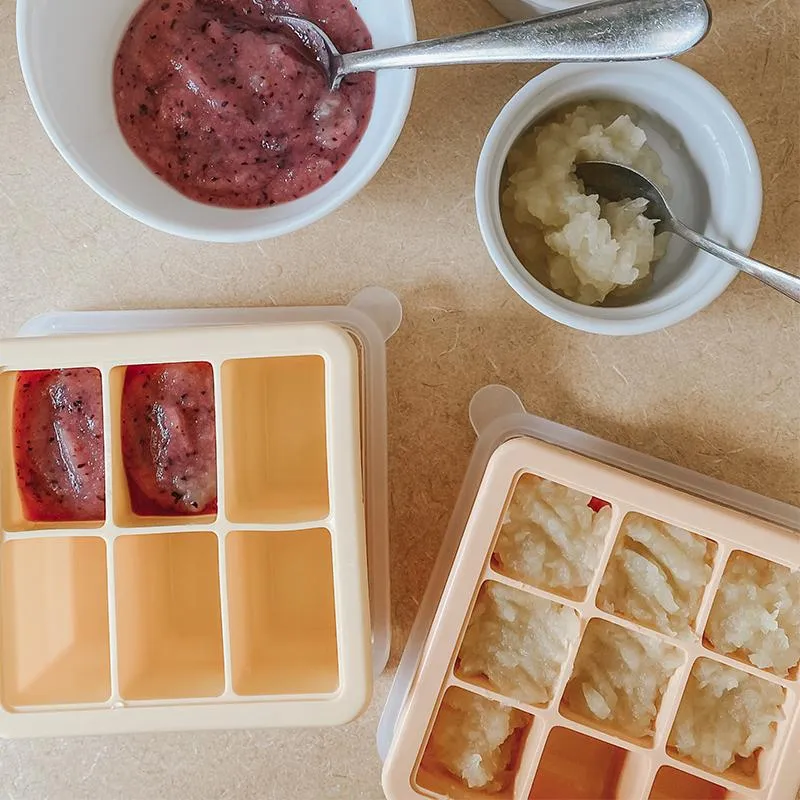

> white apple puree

[
  {"left": 493, "top": 473, "right": 612, "bottom": 596},
  {"left": 706, "top": 551, "right": 800, "bottom": 677},
  {"left": 458, "top": 582, "right": 580, "bottom": 705},
  {"left": 562, "top": 621, "right": 682, "bottom": 739},
  {"left": 597, "top": 513, "right": 714, "bottom": 638},
  {"left": 669, "top": 659, "right": 785, "bottom": 774},
  {"left": 423, "top": 687, "right": 527, "bottom": 792},
  {"left": 502, "top": 101, "right": 669, "bottom": 305}
]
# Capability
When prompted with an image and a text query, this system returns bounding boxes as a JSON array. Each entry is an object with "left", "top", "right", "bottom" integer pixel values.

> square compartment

[
  {"left": 115, "top": 532, "right": 224, "bottom": 700},
  {"left": 491, "top": 473, "right": 613, "bottom": 601},
  {"left": 1, "top": 537, "right": 110, "bottom": 707},
  {"left": 704, "top": 550, "right": 799, "bottom": 680},
  {"left": 560, "top": 619, "right": 684, "bottom": 745},
  {"left": 529, "top": 727, "right": 629, "bottom": 799},
  {"left": 222, "top": 356, "right": 329, "bottom": 524},
  {"left": 110, "top": 364, "right": 218, "bottom": 528},
  {"left": 227, "top": 528, "right": 338, "bottom": 695},
  {"left": 456, "top": 581, "right": 580, "bottom": 707},
  {"left": 649, "top": 767, "right": 728, "bottom": 799},
  {"left": 416, "top": 686, "right": 533, "bottom": 799},
  {"left": 0, "top": 368, "right": 106, "bottom": 532},
  {"left": 596, "top": 512, "right": 717, "bottom": 637},
  {"left": 667, "top": 658, "right": 787, "bottom": 789}
]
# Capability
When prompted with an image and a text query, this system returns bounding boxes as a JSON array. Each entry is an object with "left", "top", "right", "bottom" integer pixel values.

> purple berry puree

[{"left": 114, "top": 0, "right": 375, "bottom": 208}]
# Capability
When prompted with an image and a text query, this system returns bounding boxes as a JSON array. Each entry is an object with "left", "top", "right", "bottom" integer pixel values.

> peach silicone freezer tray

[
  {"left": 380, "top": 386, "right": 800, "bottom": 800},
  {"left": 0, "top": 318, "right": 372, "bottom": 736}
]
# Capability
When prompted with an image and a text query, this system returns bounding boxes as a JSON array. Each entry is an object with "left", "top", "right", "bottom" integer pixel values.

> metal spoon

[
  {"left": 576, "top": 161, "right": 800, "bottom": 303},
  {"left": 268, "top": 0, "right": 710, "bottom": 90}
]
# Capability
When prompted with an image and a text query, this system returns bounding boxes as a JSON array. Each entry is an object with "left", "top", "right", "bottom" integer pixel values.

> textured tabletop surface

[{"left": 0, "top": 0, "right": 798, "bottom": 797}]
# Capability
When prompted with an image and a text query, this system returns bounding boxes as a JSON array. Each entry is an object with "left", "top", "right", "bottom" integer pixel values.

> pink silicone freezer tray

[{"left": 382, "top": 410, "right": 799, "bottom": 799}]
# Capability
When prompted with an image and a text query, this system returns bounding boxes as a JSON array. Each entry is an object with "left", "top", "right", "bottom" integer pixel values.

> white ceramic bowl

[
  {"left": 16, "top": 1, "right": 416, "bottom": 242},
  {"left": 488, "top": 0, "right": 592, "bottom": 21},
  {"left": 476, "top": 61, "right": 763, "bottom": 335}
]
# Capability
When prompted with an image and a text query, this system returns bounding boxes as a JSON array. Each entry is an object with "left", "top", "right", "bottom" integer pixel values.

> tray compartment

[
  {"left": 226, "top": 528, "right": 339, "bottom": 696},
  {"left": 222, "top": 356, "right": 329, "bottom": 524},
  {"left": 0, "top": 368, "right": 106, "bottom": 532},
  {"left": 110, "top": 363, "right": 218, "bottom": 528},
  {"left": 528, "top": 726, "right": 630, "bottom": 799},
  {"left": 114, "top": 531, "right": 224, "bottom": 700},
  {"left": 1, "top": 536, "right": 110, "bottom": 707},
  {"left": 648, "top": 766, "right": 729, "bottom": 799},
  {"left": 415, "top": 685, "right": 534, "bottom": 799}
]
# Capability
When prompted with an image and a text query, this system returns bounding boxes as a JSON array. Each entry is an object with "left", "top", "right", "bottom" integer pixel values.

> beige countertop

[{"left": 0, "top": 0, "right": 798, "bottom": 797}]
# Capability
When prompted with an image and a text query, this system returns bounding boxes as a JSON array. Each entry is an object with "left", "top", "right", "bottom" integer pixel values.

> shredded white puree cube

[
  {"left": 669, "top": 659, "right": 784, "bottom": 775},
  {"left": 597, "top": 513, "right": 714, "bottom": 638},
  {"left": 423, "top": 687, "right": 528, "bottom": 792},
  {"left": 562, "top": 621, "right": 682, "bottom": 739},
  {"left": 458, "top": 582, "right": 580, "bottom": 705},
  {"left": 501, "top": 101, "right": 670, "bottom": 305},
  {"left": 706, "top": 552, "right": 800, "bottom": 677},
  {"left": 493, "top": 473, "right": 612, "bottom": 596}
]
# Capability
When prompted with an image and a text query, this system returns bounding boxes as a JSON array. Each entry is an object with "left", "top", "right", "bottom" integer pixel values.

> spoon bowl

[{"left": 576, "top": 161, "right": 800, "bottom": 303}]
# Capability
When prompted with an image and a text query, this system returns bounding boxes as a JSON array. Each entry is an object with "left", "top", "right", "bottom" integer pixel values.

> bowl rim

[
  {"left": 15, "top": 0, "right": 418, "bottom": 243},
  {"left": 475, "top": 60, "right": 763, "bottom": 336}
]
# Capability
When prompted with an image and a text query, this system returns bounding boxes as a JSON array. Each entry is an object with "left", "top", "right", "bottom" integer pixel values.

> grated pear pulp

[
  {"left": 501, "top": 101, "right": 670, "bottom": 305},
  {"left": 493, "top": 473, "right": 612, "bottom": 597},
  {"left": 669, "top": 659, "right": 785, "bottom": 775},
  {"left": 597, "top": 513, "right": 714, "bottom": 638},
  {"left": 458, "top": 582, "right": 580, "bottom": 705},
  {"left": 423, "top": 687, "right": 528, "bottom": 793},
  {"left": 706, "top": 552, "right": 800, "bottom": 677},
  {"left": 562, "top": 620, "right": 683, "bottom": 740}
]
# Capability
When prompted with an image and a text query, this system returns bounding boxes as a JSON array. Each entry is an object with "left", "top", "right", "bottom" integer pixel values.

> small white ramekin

[
  {"left": 16, "top": 0, "right": 416, "bottom": 243},
  {"left": 475, "top": 61, "right": 763, "bottom": 335}
]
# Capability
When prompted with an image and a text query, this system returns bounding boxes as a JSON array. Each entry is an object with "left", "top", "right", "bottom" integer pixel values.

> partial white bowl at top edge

[
  {"left": 476, "top": 60, "right": 763, "bottom": 336},
  {"left": 16, "top": 0, "right": 416, "bottom": 243}
]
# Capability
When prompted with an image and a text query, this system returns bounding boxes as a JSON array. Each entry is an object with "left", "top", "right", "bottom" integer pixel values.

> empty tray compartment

[
  {"left": 528, "top": 727, "right": 630, "bottom": 799},
  {"left": 227, "top": 528, "right": 339, "bottom": 695},
  {"left": 649, "top": 766, "right": 729, "bottom": 799},
  {"left": 1, "top": 537, "right": 110, "bottom": 707},
  {"left": 115, "top": 532, "right": 224, "bottom": 700},
  {"left": 110, "top": 363, "right": 218, "bottom": 528},
  {"left": 416, "top": 686, "right": 533, "bottom": 799},
  {"left": 0, "top": 368, "right": 106, "bottom": 532},
  {"left": 222, "top": 356, "right": 329, "bottom": 524}
]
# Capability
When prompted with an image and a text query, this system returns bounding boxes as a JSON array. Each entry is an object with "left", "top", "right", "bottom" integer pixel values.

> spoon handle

[
  {"left": 670, "top": 219, "right": 800, "bottom": 304},
  {"left": 338, "top": 0, "right": 709, "bottom": 77}
]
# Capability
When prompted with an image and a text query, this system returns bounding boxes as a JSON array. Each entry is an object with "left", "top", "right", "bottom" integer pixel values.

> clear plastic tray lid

[{"left": 377, "top": 384, "right": 800, "bottom": 759}]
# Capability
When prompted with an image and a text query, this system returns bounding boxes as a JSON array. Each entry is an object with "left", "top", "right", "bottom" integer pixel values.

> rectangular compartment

[
  {"left": 703, "top": 550, "right": 800, "bottom": 680},
  {"left": 491, "top": 472, "right": 614, "bottom": 602},
  {"left": 596, "top": 512, "right": 717, "bottom": 639},
  {"left": 1, "top": 537, "right": 110, "bottom": 707},
  {"left": 222, "top": 356, "right": 329, "bottom": 524},
  {"left": 226, "top": 528, "right": 339, "bottom": 696},
  {"left": 528, "top": 727, "right": 629, "bottom": 799},
  {"left": 0, "top": 368, "right": 106, "bottom": 532},
  {"left": 455, "top": 580, "right": 580, "bottom": 708},
  {"left": 115, "top": 531, "right": 224, "bottom": 700},
  {"left": 416, "top": 686, "right": 533, "bottom": 800},
  {"left": 110, "top": 363, "right": 218, "bottom": 528},
  {"left": 559, "top": 618, "right": 684, "bottom": 746},
  {"left": 649, "top": 766, "right": 728, "bottom": 799}
]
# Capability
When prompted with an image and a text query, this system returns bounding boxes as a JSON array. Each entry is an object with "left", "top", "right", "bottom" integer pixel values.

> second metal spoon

[
  {"left": 576, "top": 160, "right": 800, "bottom": 303},
  {"left": 268, "top": 0, "right": 710, "bottom": 89}
]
